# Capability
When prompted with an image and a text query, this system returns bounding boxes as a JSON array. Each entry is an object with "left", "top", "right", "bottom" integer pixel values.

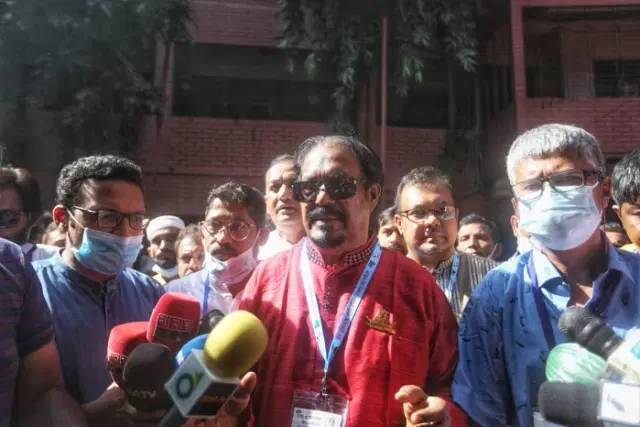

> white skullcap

[{"left": 146, "top": 215, "right": 185, "bottom": 239}]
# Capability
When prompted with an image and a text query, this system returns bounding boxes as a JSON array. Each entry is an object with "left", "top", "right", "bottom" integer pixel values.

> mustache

[
  {"left": 209, "top": 243, "right": 238, "bottom": 257},
  {"left": 306, "top": 205, "right": 346, "bottom": 223}
]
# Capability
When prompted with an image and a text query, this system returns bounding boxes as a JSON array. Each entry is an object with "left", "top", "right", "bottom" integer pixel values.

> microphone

[
  {"left": 538, "top": 381, "right": 640, "bottom": 427},
  {"left": 545, "top": 342, "right": 606, "bottom": 383},
  {"left": 121, "top": 343, "right": 175, "bottom": 412},
  {"left": 175, "top": 334, "right": 207, "bottom": 366},
  {"left": 199, "top": 309, "right": 225, "bottom": 334},
  {"left": 147, "top": 292, "right": 201, "bottom": 352},
  {"left": 558, "top": 306, "right": 640, "bottom": 383},
  {"left": 158, "top": 310, "right": 268, "bottom": 427},
  {"left": 107, "top": 321, "right": 149, "bottom": 386}
]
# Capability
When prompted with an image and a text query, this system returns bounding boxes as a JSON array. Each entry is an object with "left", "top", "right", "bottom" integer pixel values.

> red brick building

[{"left": 24, "top": 0, "right": 640, "bottom": 244}]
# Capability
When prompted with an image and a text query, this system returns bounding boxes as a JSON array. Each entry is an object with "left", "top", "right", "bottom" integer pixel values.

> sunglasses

[
  {"left": 292, "top": 176, "right": 367, "bottom": 203},
  {"left": 0, "top": 210, "right": 25, "bottom": 229}
]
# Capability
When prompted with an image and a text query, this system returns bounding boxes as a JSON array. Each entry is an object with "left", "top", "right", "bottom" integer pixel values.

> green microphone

[{"left": 545, "top": 342, "right": 606, "bottom": 384}]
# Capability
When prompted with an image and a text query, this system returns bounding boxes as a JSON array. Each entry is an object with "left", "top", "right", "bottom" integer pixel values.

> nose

[
  {"left": 467, "top": 237, "right": 479, "bottom": 248},
  {"left": 159, "top": 238, "right": 169, "bottom": 250},
  {"left": 390, "top": 231, "right": 403, "bottom": 246},
  {"left": 314, "top": 185, "right": 334, "bottom": 205},
  {"left": 279, "top": 183, "right": 293, "bottom": 202},
  {"left": 423, "top": 212, "right": 442, "bottom": 229},
  {"left": 213, "top": 227, "right": 233, "bottom": 245},
  {"left": 112, "top": 218, "right": 138, "bottom": 238},
  {"left": 188, "top": 256, "right": 201, "bottom": 272}
]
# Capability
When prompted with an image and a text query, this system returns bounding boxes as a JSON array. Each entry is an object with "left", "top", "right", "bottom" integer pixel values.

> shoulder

[
  {"left": 468, "top": 254, "right": 526, "bottom": 307},
  {"left": 0, "top": 239, "right": 33, "bottom": 291},
  {"left": 253, "top": 242, "right": 298, "bottom": 278},
  {"left": 166, "top": 271, "right": 207, "bottom": 292},
  {"left": 120, "top": 268, "right": 165, "bottom": 296},
  {"left": 460, "top": 251, "right": 499, "bottom": 270}
]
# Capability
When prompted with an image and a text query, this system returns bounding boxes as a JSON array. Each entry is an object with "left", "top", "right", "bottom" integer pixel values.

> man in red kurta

[{"left": 236, "top": 135, "right": 464, "bottom": 427}]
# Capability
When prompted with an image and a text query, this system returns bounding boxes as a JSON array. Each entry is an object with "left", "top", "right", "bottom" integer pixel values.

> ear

[
  {"left": 494, "top": 243, "right": 503, "bottom": 259},
  {"left": 511, "top": 197, "right": 519, "bottom": 215},
  {"left": 612, "top": 204, "right": 621, "bottom": 219},
  {"left": 600, "top": 176, "right": 612, "bottom": 210},
  {"left": 146, "top": 246, "right": 153, "bottom": 257},
  {"left": 394, "top": 214, "right": 404, "bottom": 236},
  {"left": 257, "top": 227, "right": 269, "bottom": 246},
  {"left": 52, "top": 205, "right": 69, "bottom": 232},
  {"left": 368, "top": 183, "right": 382, "bottom": 213}
]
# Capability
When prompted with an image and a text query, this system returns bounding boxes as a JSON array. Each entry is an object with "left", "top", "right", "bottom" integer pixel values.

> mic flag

[
  {"left": 107, "top": 321, "right": 148, "bottom": 386},
  {"left": 148, "top": 292, "right": 201, "bottom": 352}
]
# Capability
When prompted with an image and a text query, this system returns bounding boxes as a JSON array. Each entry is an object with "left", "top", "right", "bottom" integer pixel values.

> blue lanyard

[
  {"left": 202, "top": 274, "right": 210, "bottom": 318},
  {"left": 300, "top": 240, "right": 382, "bottom": 395},
  {"left": 527, "top": 254, "right": 556, "bottom": 349},
  {"left": 444, "top": 252, "right": 460, "bottom": 314}
]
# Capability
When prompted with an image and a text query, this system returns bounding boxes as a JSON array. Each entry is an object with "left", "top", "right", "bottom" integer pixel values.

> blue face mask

[
  {"left": 73, "top": 227, "right": 143, "bottom": 276},
  {"left": 518, "top": 182, "right": 601, "bottom": 251}
]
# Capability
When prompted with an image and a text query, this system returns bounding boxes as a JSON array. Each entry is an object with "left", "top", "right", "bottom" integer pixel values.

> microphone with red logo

[
  {"left": 147, "top": 293, "right": 201, "bottom": 352},
  {"left": 107, "top": 321, "right": 149, "bottom": 386}
]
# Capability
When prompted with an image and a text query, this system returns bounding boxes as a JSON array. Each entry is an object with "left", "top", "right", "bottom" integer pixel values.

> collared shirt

[
  {"left": 453, "top": 244, "right": 640, "bottom": 427},
  {"left": 257, "top": 230, "right": 295, "bottom": 260},
  {"left": 0, "top": 240, "right": 54, "bottom": 427},
  {"left": 32, "top": 253, "right": 165, "bottom": 404},
  {"left": 621, "top": 243, "right": 639, "bottom": 254},
  {"left": 166, "top": 270, "right": 239, "bottom": 315},
  {"left": 238, "top": 237, "right": 466, "bottom": 426},
  {"left": 431, "top": 252, "right": 498, "bottom": 317}
]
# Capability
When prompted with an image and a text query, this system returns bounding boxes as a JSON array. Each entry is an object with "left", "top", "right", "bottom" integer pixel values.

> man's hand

[
  {"left": 394, "top": 385, "right": 450, "bottom": 427},
  {"left": 82, "top": 383, "right": 164, "bottom": 427}
]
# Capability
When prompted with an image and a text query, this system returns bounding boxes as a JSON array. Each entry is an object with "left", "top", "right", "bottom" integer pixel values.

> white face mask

[
  {"left": 518, "top": 183, "right": 602, "bottom": 251},
  {"left": 204, "top": 241, "right": 259, "bottom": 284},
  {"left": 516, "top": 235, "right": 533, "bottom": 254}
]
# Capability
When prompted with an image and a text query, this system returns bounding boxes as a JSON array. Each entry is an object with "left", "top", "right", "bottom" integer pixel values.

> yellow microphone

[{"left": 159, "top": 310, "right": 268, "bottom": 427}]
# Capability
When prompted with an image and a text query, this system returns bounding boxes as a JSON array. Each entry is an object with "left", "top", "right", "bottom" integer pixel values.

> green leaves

[
  {"left": 278, "top": 0, "right": 479, "bottom": 128},
  {"left": 0, "top": 0, "right": 191, "bottom": 161}
]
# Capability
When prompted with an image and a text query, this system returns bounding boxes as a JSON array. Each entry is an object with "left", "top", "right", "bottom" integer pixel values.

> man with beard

[
  {"left": 259, "top": 154, "right": 305, "bottom": 260},
  {"left": 145, "top": 215, "right": 185, "bottom": 285},
  {"left": 175, "top": 223, "right": 205, "bottom": 278},
  {"left": 232, "top": 136, "right": 465, "bottom": 426},
  {"left": 395, "top": 166, "right": 497, "bottom": 318},
  {"left": 0, "top": 168, "right": 58, "bottom": 262},
  {"left": 167, "top": 182, "right": 268, "bottom": 316},
  {"left": 377, "top": 206, "right": 407, "bottom": 254}
]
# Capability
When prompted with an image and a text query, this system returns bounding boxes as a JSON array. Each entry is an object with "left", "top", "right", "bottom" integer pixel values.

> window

[
  {"left": 594, "top": 60, "right": 640, "bottom": 97},
  {"left": 173, "top": 44, "right": 354, "bottom": 122}
]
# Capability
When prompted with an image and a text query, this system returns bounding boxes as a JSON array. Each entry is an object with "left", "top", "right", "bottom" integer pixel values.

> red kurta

[{"left": 238, "top": 237, "right": 465, "bottom": 426}]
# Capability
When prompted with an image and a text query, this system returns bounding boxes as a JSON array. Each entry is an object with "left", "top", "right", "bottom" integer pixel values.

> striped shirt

[{"left": 0, "top": 239, "right": 54, "bottom": 426}]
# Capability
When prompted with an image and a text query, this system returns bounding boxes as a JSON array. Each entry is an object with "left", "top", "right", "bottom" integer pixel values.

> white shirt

[
  {"left": 166, "top": 270, "right": 237, "bottom": 315},
  {"left": 22, "top": 243, "right": 58, "bottom": 263},
  {"left": 257, "top": 230, "right": 295, "bottom": 260}
]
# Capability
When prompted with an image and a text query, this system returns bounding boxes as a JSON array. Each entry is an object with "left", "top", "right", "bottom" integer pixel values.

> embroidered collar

[{"left": 307, "top": 235, "right": 377, "bottom": 267}]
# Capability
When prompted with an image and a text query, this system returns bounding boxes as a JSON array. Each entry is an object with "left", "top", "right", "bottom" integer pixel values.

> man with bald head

[{"left": 234, "top": 136, "right": 465, "bottom": 426}]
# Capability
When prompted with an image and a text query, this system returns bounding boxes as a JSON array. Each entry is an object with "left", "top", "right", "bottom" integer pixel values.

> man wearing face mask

[
  {"left": 167, "top": 182, "right": 268, "bottom": 316},
  {"left": 453, "top": 124, "right": 640, "bottom": 427},
  {"left": 145, "top": 215, "right": 185, "bottom": 285},
  {"left": 31, "top": 155, "right": 165, "bottom": 423}
]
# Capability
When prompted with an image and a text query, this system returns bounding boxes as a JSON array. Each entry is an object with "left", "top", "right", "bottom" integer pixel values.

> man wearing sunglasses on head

[
  {"left": 233, "top": 136, "right": 466, "bottom": 426},
  {"left": 395, "top": 167, "right": 498, "bottom": 319},
  {"left": 453, "top": 124, "right": 640, "bottom": 427},
  {"left": 0, "top": 168, "right": 58, "bottom": 262},
  {"left": 31, "top": 155, "right": 165, "bottom": 425},
  {"left": 167, "top": 182, "right": 268, "bottom": 320}
]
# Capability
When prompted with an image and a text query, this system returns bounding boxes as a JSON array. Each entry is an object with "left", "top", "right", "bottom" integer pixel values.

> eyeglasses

[
  {"left": 512, "top": 169, "right": 602, "bottom": 202},
  {"left": 0, "top": 210, "right": 25, "bottom": 229},
  {"left": 292, "top": 176, "right": 366, "bottom": 203},
  {"left": 397, "top": 206, "right": 457, "bottom": 224},
  {"left": 200, "top": 220, "right": 252, "bottom": 241},
  {"left": 72, "top": 206, "right": 147, "bottom": 230}
]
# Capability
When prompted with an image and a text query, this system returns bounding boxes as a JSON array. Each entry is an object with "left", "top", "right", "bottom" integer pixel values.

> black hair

[
  {"left": 205, "top": 181, "right": 266, "bottom": 229},
  {"left": 175, "top": 223, "right": 201, "bottom": 252},
  {"left": 56, "top": 155, "right": 143, "bottom": 208},
  {"left": 0, "top": 168, "right": 42, "bottom": 223},
  {"left": 294, "top": 136, "right": 384, "bottom": 188},
  {"left": 612, "top": 149, "right": 640, "bottom": 205},
  {"left": 267, "top": 154, "right": 295, "bottom": 171},
  {"left": 378, "top": 206, "right": 396, "bottom": 227},
  {"left": 394, "top": 166, "right": 451, "bottom": 208},
  {"left": 601, "top": 222, "right": 625, "bottom": 233},
  {"left": 459, "top": 213, "right": 501, "bottom": 243}
]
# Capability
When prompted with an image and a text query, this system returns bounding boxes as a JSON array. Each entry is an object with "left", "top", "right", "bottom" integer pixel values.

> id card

[{"left": 290, "top": 390, "right": 348, "bottom": 427}]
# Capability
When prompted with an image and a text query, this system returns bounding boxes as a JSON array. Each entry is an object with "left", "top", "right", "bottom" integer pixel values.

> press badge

[{"left": 290, "top": 390, "right": 348, "bottom": 427}]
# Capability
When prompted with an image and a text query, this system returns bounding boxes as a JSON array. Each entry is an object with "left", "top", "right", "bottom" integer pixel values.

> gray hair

[{"left": 506, "top": 124, "right": 605, "bottom": 185}]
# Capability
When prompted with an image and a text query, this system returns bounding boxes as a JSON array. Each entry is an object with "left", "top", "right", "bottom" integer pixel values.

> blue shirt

[
  {"left": 33, "top": 253, "right": 165, "bottom": 404},
  {"left": 0, "top": 240, "right": 54, "bottom": 427},
  {"left": 453, "top": 244, "right": 640, "bottom": 427}
]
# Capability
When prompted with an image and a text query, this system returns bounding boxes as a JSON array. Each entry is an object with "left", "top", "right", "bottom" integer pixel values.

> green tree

[
  {"left": 277, "top": 0, "right": 479, "bottom": 128},
  {"left": 0, "top": 0, "right": 191, "bottom": 163}
]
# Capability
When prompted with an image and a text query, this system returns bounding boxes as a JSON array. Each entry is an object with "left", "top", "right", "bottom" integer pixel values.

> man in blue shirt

[
  {"left": 453, "top": 124, "right": 640, "bottom": 427},
  {"left": 33, "top": 155, "right": 164, "bottom": 424}
]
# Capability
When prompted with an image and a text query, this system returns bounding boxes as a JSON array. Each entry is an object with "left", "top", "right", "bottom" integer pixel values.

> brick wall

[{"left": 135, "top": 117, "right": 446, "bottom": 217}]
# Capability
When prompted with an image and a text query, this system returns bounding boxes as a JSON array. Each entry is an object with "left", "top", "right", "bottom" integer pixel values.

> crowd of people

[{"left": 2, "top": 122, "right": 640, "bottom": 427}]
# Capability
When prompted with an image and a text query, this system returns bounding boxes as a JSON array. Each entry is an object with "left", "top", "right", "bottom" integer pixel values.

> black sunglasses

[
  {"left": 0, "top": 210, "right": 25, "bottom": 229},
  {"left": 292, "top": 176, "right": 366, "bottom": 203}
]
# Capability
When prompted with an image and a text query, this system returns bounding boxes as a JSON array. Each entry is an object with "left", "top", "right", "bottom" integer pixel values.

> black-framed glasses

[
  {"left": 200, "top": 220, "right": 252, "bottom": 241},
  {"left": 0, "top": 210, "right": 25, "bottom": 229},
  {"left": 397, "top": 206, "right": 457, "bottom": 224},
  {"left": 292, "top": 176, "right": 366, "bottom": 203},
  {"left": 512, "top": 169, "right": 602, "bottom": 202},
  {"left": 72, "top": 206, "right": 147, "bottom": 230}
]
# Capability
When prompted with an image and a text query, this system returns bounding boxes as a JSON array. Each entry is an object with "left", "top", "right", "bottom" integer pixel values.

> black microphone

[
  {"left": 121, "top": 343, "right": 175, "bottom": 412},
  {"left": 538, "top": 382, "right": 602, "bottom": 427},
  {"left": 199, "top": 309, "right": 225, "bottom": 335}
]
